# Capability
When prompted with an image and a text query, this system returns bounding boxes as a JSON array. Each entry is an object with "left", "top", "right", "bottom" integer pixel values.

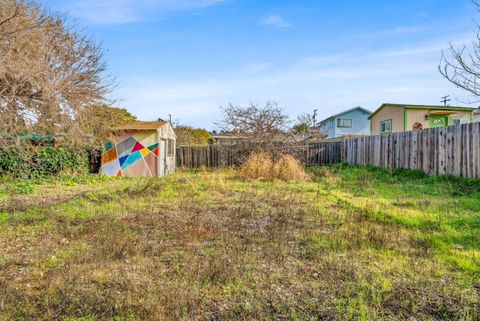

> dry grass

[
  {"left": 240, "top": 152, "right": 273, "bottom": 179},
  {"left": 272, "top": 154, "right": 311, "bottom": 181},
  {"left": 0, "top": 166, "right": 479, "bottom": 320},
  {"left": 240, "top": 153, "right": 310, "bottom": 182}
]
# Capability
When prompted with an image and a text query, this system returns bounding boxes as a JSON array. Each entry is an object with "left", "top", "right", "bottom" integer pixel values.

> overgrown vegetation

[
  {"left": 240, "top": 152, "right": 311, "bottom": 181},
  {"left": 0, "top": 165, "right": 479, "bottom": 320},
  {"left": 174, "top": 126, "right": 212, "bottom": 146},
  {"left": 0, "top": 144, "right": 89, "bottom": 178}
]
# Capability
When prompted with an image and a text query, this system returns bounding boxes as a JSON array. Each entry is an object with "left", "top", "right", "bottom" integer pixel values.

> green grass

[{"left": 0, "top": 166, "right": 479, "bottom": 320}]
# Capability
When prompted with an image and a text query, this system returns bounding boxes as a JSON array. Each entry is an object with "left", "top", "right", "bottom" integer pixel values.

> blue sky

[{"left": 45, "top": 0, "right": 478, "bottom": 129}]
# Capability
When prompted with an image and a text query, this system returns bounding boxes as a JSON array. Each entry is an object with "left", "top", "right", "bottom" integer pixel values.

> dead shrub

[
  {"left": 272, "top": 155, "right": 311, "bottom": 182},
  {"left": 240, "top": 153, "right": 273, "bottom": 180},
  {"left": 240, "top": 153, "right": 311, "bottom": 182}
]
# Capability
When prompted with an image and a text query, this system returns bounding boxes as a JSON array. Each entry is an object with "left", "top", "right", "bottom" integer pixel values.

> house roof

[
  {"left": 113, "top": 121, "right": 169, "bottom": 131},
  {"left": 318, "top": 106, "right": 372, "bottom": 124},
  {"left": 368, "top": 103, "right": 476, "bottom": 119},
  {"left": 212, "top": 135, "right": 242, "bottom": 139}
]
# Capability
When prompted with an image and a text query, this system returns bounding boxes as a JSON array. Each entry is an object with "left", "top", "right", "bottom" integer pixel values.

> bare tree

[
  {"left": 0, "top": 1, "right": 111, "bottom": 145},
  {"left": 216, "top": 102, "right": 290, "bottom": 158},
  {"left": 439, "top": 0, "right": 480, "bottom": 100},
  {"left": 292, "top": 113, "right": 326, "bottom": 143}
]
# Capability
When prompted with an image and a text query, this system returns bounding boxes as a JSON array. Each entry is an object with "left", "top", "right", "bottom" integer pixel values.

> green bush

[
  {"left": 0, "top": 144, "right": 89, "bottom": 179},
  {"left": 14, "top": 181, "right": 35, "bottom": 194}
]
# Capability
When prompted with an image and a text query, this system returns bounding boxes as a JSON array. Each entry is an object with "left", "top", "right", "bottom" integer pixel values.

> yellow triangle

[{"left": 140, "top": 148, "right": 150, "bottom": 157}]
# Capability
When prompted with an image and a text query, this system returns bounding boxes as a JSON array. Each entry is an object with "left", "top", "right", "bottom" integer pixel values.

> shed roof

[
  {"left": 368, "top": 103, "right": 476, "bottom": 119},
  {"left": 113, "top": 121, "right": 168, "bottom": 131}
]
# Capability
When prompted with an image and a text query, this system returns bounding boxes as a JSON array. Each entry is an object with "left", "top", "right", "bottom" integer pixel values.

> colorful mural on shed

[{"left": 101, "top": 131, "right": 160, "bottom": 177}]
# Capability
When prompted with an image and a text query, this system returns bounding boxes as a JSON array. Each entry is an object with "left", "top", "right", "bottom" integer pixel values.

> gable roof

[
  {"left": 318, "top": 106, "right": 372, "bottom": 124},
  {"left": 368, "top": 103, "right": 476, "bottom": 119},
  {"left": 113, "top": 121, "right": 169, "bottom": 131}
]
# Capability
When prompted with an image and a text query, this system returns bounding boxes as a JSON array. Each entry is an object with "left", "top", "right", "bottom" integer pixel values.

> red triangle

[
  {"left": 152, "top": 147, "right": 159, "bottom": 157},
  {"left": 117, "top": 170, "right": 123, "bottom": 177},
  {"left": 131, "top": 142, "right": 144, "bottom": 153}
]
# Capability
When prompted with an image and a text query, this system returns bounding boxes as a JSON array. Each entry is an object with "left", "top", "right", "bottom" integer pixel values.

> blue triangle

[{"left": 119, "top": 155, "right": 129, "bottom": 167}]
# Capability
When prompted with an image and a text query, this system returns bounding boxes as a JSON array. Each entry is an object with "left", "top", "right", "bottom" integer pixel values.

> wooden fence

[
  {"left": 176, "top": 142, "right": 342, "bottom": 168},
  {"left": 307, "top": 142, "right": 342, "bottom": 165},
  {"left": 177, "top": 123, "right": 480, "bottom": 178},
  {"left": 176, "top": 146, "right": 242, "bottom": 168},
  {"left": 342, "top": 122, "right": 480, "bottom": 178}
]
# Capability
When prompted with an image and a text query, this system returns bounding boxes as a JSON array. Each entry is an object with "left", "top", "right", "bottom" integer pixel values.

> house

[
  {"left": 100, "top": 121, "right": 176, "bottom": 177},
  {"left": 318, "top": 106, "right": 372, "bottom": 139},
  {"left": 369, "top": 103, "right": 476, "bottom": 135},
  {"left": 211, "top": 131, "right": 242, "bottom": 145}
]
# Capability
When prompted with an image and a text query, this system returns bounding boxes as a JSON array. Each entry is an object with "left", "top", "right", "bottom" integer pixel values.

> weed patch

[{"left": 0, "top": 166, "right": 479, "bottom": 320}]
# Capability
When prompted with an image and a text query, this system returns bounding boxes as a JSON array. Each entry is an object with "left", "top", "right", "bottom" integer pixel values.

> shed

[{"left": 100, "top": 121, "right": 176, "bottom": 177}]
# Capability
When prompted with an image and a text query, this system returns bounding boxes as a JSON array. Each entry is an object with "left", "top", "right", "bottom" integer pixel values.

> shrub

[
  {"left": 272, "top": 155, "right": 311, "bottom": 182},
  {"left": 240, "top": 153, "right": 310, "bottom": 182},
  {"left": 15, "top": 181, "right": 35, "bottom": 194},
  {"left": 240, "top": 152, "right": 273, "bottom": 180},
  {"left": 0, "top": 144, "right": 89, "bottom": 179}
]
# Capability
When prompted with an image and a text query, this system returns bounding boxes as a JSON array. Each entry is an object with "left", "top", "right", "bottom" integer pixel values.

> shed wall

[
  {"left": 159, "top": 124, "right": 176, "bottom": 175},
  {"left": 100, "top": 130, "right": 162, "bottom": 177}
]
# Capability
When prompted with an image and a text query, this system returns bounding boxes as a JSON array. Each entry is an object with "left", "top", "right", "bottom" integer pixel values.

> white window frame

[
  {"left": 337, "top": 118, "right": 352, "bottom": 128},
  {"left": 380, "top": 119, "right": 392, "bottom": 134}
]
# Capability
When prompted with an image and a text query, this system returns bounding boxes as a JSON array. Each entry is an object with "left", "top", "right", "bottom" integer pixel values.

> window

[
  {"left": 167, "top": 139, "right": 175, "bottom": 156},
  {"left": 337, "top": 118, "right": 352, "bottom": 128},
  {"left": 453, "top": 118, "right": 468, "bottom": 126},
  {"left": 380, "top": 120, "right": 392, "bottom": 134}
]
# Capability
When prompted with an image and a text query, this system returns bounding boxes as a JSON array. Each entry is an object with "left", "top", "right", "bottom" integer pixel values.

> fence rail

[{"left": 176, "top": 123, "right": 480, "bottom": 179}]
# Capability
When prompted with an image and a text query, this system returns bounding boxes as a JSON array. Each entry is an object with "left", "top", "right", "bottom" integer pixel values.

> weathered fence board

[
  {"left": 342, "top": 123, "right": 480, "bottom": 178},
  {"left": 176, "top": 146, "right": 243, "bottom": 168}
]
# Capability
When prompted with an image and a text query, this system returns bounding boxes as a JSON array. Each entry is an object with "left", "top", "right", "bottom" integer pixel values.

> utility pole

[
  {"left": 441, "top": 95, "right": 451, "bottom": 106},
  {"left": 312, "top": 109, "right": 318, "bottom": 127}
]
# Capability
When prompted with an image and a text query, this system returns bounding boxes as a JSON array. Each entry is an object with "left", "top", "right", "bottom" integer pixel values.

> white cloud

[
  {"left": 260, "top": 14, "right": 292, "bottom": 28},
  {"left": 60, "top": 0, "right": 228, "bottom": 24}
]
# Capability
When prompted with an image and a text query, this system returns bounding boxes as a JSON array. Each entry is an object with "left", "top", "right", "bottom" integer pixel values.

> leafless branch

[{"left": 439, "top": 1, "right": 480, "bottom": 102}]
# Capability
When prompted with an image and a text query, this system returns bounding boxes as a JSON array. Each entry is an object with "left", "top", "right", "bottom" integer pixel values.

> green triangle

[{"left": 147, "top": 143, "right": 159, "bottom": 151}]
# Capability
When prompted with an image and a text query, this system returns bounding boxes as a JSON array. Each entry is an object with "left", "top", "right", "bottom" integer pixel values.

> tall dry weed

[
  {"left": 240, "top": 153, "right": 273, "bottom": 180},
  {"left": 272, "top": 155, "right": 311, "bottom": 182},
  {"left": 240, "top": 153, "right": 310, "bottom": 182}
]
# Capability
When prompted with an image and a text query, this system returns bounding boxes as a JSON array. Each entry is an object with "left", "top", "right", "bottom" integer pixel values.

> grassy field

[{"left": 0, "top": 165, "right": 479, "bottom": 321}]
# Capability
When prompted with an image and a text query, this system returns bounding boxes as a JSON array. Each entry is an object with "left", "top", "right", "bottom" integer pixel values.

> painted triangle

[
  {"left": 152, "top": 147, "right": 159, "bottom": 157},
  {"left": 117, "top": 170, "right": 123, "bottom": 177},
  {"left": 131, "top": 142, "right": 145, "bottom": 153},
  {"left": 119, "top": 155, "right": 129, "bottom": 167},
  {"left": 148, "top": 143, "right": 159, "bottom": 151}
]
